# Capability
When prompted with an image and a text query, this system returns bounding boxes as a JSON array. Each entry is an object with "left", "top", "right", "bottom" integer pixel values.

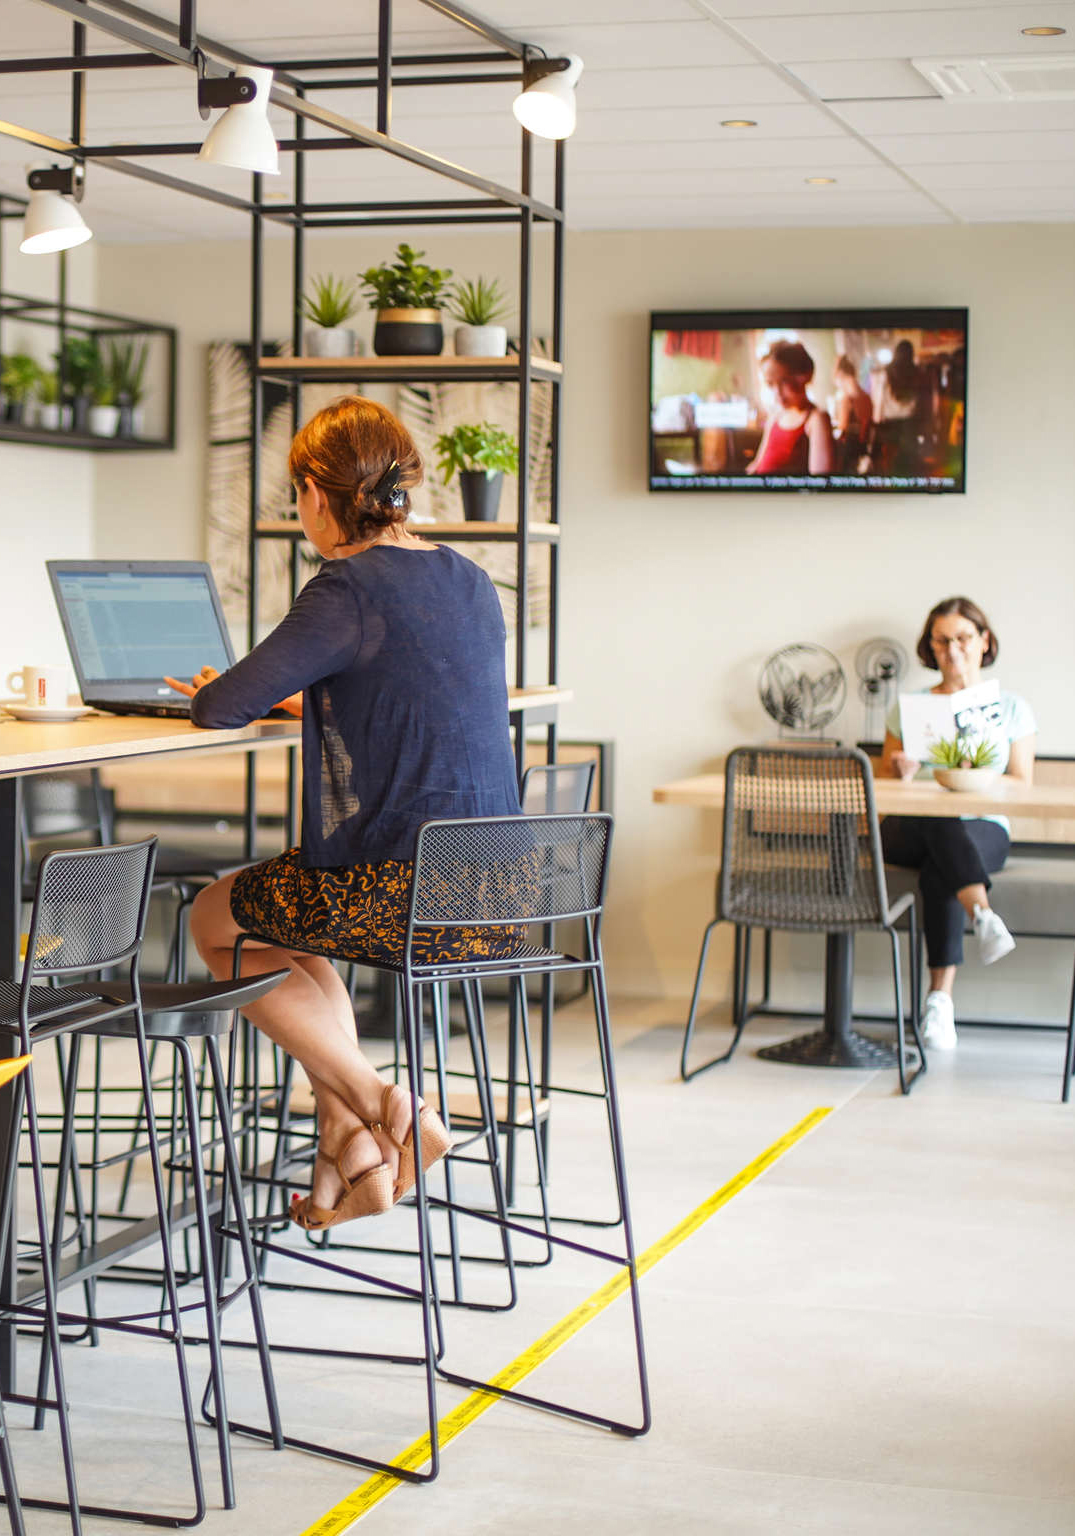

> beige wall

[
  {"left": 0, "top": 226, "right": 96, "bottom": 692},
  {"left": 91, "top": 220, "right": 1075, "bottom": 1012}
]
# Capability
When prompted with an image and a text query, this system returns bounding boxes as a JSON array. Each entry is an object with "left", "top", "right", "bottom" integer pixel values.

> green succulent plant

[
  {"left": 301, "top": 273, "right": 360, "bottom": 328},
  {"left": 36, "top": 369, "right": 61, "bottom": 406},
  {"left": 434, "top": 422, "right": 519, "bottom": 483},
  {"left": 448, "top": 276, "right": 509, "bottom": 326},
  {"left": 928, "top": 734, "right": 1001, "bottom": 770},
  {"left": 54, "top": 334, "right": 102, "bottom": 398},
  {"left": 105, "top": 337, "right": 149, "bottom": 403},
  {"left": 0, "top": 353, "right": 43, "bottom": 403},
  {"left": 359, "top": 243, "right": 452, "bottom": 310}
]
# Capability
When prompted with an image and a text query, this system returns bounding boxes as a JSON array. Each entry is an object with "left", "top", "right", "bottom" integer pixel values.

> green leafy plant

[
  {"left": 359, "top": 243, "right": 453, "bottom": 310},
  {"left": 0, "top": 353, "right": 43, "bottom": 404},
  {"left": 301, "top": 273, "right": 360, "bottom": 328},
  {"left": 105, "top": 337, "right": 149, "bottom": 404},
  {"left": 448, "top": 276, "right": 509, "bottom": 326},
  {"left": 928, "top": 734, "right": 1001, "bottom": 770},
  {"left": 36, "top": 369, "right": 61, "bottom": 406},
  {"left": 434, "top": 422, "right": 519, "bottom": 483},
  {"left": 54, "top": 334, "right": 102, "bottom": 398}
]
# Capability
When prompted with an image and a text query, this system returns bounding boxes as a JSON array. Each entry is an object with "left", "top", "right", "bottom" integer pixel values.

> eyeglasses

[{"left": 930, "top": 632, "right": 980, "bottom": 650}]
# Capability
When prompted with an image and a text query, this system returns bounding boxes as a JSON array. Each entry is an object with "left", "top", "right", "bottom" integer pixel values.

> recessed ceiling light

[
  {"left": 720, "top": 119, "right": 757, "bottom": 128},
  {"left": 805, "top": 176, "right": 836, "bottom": 185},
  {"left": 1022, "top": 25, "right": 1066, "bottom": 35}
]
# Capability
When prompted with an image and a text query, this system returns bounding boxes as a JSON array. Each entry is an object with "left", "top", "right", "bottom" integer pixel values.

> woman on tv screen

[{"left": 745, "top": 340, "right": 834, "bottom": 477}]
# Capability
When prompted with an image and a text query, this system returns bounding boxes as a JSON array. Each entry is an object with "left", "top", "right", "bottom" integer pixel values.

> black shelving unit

[
  {"left": 4, "top": 0, "right": 569, "bottom": 848},
  {"left": 0, "top": 196, "right": 177, "bottom": 452}
]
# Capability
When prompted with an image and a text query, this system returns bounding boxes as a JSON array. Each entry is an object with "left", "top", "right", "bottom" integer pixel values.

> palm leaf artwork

[
  {"left": 206, "top": 341, "right": 306, "bottom": 632},
  {"left": 397, "top": 342, "right": 554, "bottom": 636},
  {"left": 759, "top": 646, "right": 847, "bottom": 733}
]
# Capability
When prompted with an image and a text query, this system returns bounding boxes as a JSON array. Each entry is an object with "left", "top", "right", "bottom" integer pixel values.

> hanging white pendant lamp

[
  {"left": 512, "top": 54, "right": 584, "bottom": 140},
  {"left": 198, "top": 65, "right": 280, "bottom": 175},
  {"left": 19, "top": 165, "right": 92, "bottom": 255}
]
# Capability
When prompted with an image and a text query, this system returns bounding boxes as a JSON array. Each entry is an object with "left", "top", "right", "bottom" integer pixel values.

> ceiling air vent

[{"left": 912, "top": 54, "right": 1075, "bottom": 100}]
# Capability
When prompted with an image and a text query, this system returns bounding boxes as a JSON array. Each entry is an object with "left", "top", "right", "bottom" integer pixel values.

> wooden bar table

[{"left": 653, "top": 765, "right": 1075, "bottom": 1067}]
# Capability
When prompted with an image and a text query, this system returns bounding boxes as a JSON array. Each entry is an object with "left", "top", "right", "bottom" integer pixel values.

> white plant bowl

[{"left": 933, "top": 767, "right": 999, "bottom": 793}]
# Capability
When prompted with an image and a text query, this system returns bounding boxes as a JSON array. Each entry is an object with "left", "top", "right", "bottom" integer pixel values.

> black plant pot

[
  {"left": 372, "top": 308, "right": 443, "bottom": 357},
  {"left": 459, "top": 470, "right": 503, "bottom": 522},
  {"left": 71, "top": 393, "right": 90, "bottom": 434},
  {"left": 5, "top": 400, "right": 25, "bottom": 425},
  {"left": 117, "top": 396, "right": 134, "bottom": 437}
]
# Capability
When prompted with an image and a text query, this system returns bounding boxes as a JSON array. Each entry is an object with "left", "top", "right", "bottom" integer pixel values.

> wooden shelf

[
  {"left": 257, "top": 353, "right": 563, "bottom": 384},
  {"left": 0, "top": 424, "right": 170, "bottom": 452},
  {"left": 256, "top": 518, "right": 560, "bottom": 543}
]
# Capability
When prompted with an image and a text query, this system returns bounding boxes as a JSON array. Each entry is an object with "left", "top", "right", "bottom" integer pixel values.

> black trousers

[{"left": 881, "top": 815, "right": 1010, "bottom": 968}]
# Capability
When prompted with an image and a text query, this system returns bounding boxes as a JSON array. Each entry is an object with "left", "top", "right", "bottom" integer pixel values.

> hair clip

[{"left": 371, "top": 459, "right": 406, "bottom": 508}]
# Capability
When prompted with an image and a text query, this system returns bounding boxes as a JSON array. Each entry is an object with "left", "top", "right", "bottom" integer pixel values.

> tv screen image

[{"left": 649, "top": 307, "right": 967, "bottom": 494}]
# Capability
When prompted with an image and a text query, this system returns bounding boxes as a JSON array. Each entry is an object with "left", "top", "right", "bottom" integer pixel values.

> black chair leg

[
  {"left": 0, "top": 1399, "right": 26, "bottom": 1536},
  {"left": 1062, "top": 951, "right": 1075, "bottom": 1104},
  {"left": 681, "top": 920, "right": 750, "bottom": 1081}
]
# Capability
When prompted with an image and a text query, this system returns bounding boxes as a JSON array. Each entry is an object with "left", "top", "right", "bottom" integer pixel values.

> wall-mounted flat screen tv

[{"left": 649, "top": 307, "right": 967, "bottom": 494}]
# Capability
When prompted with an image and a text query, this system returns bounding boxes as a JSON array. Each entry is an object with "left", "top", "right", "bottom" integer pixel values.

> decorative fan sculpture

[
  {"left": 758, "top": 644, "right": 847, "bottom": 736},
  {"left": 855, "top": 636, "right": 908, "bottom": 744}
]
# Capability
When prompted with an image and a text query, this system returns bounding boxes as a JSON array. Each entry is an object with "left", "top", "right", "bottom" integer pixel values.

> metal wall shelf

[
  {"left": 257, "top": 518, "right": 561, "bottom": 543},
  {"left": 258, "top": 354, "right": 563, "bottom": 384}
]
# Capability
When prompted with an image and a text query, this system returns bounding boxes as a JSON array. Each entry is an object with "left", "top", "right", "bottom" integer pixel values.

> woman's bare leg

[{"left": 190, "top": 873, "right": 415, "bottom": 1209}]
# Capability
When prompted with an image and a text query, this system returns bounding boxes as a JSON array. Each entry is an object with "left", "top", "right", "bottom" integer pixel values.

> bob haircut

[{"left": 916, "top": 596, "right": 999, "bottom": 670}]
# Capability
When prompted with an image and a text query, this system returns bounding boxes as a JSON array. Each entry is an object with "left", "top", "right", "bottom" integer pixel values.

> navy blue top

[{"left": 191, "top": 544, "right": 521, "bottom": 865}]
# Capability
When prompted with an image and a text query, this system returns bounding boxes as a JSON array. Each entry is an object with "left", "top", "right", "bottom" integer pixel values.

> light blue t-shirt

[{"left": 887, "top": 687, "right": 1037, "bottom": 831}]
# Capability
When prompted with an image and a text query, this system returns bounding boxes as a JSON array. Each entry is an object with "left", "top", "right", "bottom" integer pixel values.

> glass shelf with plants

[{"left": 0, "top": 292, "right": 176, "bottom": 451}]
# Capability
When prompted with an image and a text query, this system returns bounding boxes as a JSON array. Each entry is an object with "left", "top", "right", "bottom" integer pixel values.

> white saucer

[{"left": 2, "top": 703, "right": 93, "bottom": 722}]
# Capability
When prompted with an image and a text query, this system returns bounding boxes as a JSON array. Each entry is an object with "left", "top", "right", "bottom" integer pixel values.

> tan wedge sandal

[
  {"left": 289, "top": 1126, "right": 394, "bottom": 1230},
  {"left": 371, "top": 1084, "right": 451, "bottom": 1202}
]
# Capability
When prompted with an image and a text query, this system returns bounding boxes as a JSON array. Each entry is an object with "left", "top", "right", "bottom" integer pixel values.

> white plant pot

[
  {"left": 454, "top": 323, "right": 508, "bottom": 358},
  {"left": 38, "top": 403, "right": 63, "bottom": 430},
  {"left": 88, "top": 404, "right": 121, "bottom": 437},
  {"left": 305, "top": 326, "right": 358, "bottom": 358}
]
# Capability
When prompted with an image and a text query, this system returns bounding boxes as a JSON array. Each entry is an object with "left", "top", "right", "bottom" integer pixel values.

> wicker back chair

[{"left": 681, "top": 746, "right": 923, "bottom": 1091}]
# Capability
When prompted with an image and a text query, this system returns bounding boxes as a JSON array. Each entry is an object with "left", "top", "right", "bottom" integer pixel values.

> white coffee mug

[{"left": 7, "top": 665, "right": 68, "bottom": 709}]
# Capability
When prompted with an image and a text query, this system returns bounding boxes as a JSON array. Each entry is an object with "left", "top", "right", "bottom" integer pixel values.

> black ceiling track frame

[{"left": 5, "top": 0, "right": 567, "bottom": 877}]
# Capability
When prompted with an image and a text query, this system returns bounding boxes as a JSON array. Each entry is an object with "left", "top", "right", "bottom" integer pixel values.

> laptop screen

[{"left": 48, "top": 561, "right": 235, "bottom": 687}]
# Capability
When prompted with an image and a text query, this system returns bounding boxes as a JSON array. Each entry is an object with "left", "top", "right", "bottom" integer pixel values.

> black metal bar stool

[
  {"left": 214, "top": 812, "right": 650, "bottom": 1481},
  {"left": 0, "top": 839, "right": 282, "bottom": 1532}
]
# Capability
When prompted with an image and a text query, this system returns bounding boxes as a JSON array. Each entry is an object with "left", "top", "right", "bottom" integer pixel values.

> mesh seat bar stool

[
  {"left": 0, "top": 838, "right": 272, "bottom": 1531},
  {"left": 409, "top": 813, "right": 649, "bottom": 1435},
  {"left": 680, "top": 747, "right": 926, "bottom": 1095},
  {"left": 215, "top": 812, "right": 649, "bottom": 1479},
  {"left": 70, "top": 972, "right": 289, "bottom": 1509},
  {"left": 0, "top": 1056, "right": 31, "bottom": 1536}
]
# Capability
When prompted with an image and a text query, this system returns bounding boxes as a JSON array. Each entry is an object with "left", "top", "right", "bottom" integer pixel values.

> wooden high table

[{"left": 653, "top": 767, "right": 1075, "bottom": 1068}]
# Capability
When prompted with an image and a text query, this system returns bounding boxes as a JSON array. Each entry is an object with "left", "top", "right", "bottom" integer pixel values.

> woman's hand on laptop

[{"left": 163, "top": 665, "right": 219, "bottom": 699}]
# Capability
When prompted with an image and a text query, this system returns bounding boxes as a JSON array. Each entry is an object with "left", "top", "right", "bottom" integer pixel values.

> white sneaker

[
  {"left": 920, "top": 990, "right": 957, "bottom": 1050},
  {"left": 973, "top": 903, "right": 1016, "bottom": 965}
]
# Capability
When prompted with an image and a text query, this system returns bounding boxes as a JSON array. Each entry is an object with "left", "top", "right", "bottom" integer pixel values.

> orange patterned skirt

[{"left": 229, "top": 846, "right": 527, "bottom": 967}]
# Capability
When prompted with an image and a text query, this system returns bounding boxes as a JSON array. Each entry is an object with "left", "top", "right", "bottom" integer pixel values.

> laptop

[{"left": 47, "top": 559, "right": 237, "bottom": 718}]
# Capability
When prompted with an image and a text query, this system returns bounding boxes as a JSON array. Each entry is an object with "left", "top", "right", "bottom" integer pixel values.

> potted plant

[
  {"left": 105, "top": 337, "right": 149, "bottom": 436},
  {"left": 35, "top": 368, "right": 67, "bottom": 430},
  {"left": 434, "top": 422, "right": 519, "bottom": 521},
  {"left": 0, "top": 353, "right": 42, "bottom": 425},
  {"left": 54, "top": 334, "right": 100, "bottom": 434},
  {"left": 928, "top": 733, "right": 1001, "bottom": 792},
  {"left": 449, "top": 276, "right": 510, "bottom": 357},
  {"left": 88, "top": 343, "right": 120, "bottom": 438},
  {"left": 359, "top": 242, "right": 452, "bottom": 357},
  {"left": 301, "top": 274, "right": 361, "bottom": 358}
]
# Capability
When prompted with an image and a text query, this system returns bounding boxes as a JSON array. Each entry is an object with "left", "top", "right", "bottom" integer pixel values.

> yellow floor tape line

[{"left": 300, "top": 1105, "right": 833, "bottom": 1536}]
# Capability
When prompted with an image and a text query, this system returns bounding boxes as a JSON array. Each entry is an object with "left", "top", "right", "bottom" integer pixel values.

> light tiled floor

[{"left": 7, "top": 994, "right": 1075, "bottom": 1535}]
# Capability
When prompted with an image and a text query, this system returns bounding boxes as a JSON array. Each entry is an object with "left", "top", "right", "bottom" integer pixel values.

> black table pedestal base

[
  {"left": 758, "top": 1028, "right": 897, "bottom": 1068},
  {"left": 757, "top": 929, "right": 899, "bottom": 1070}
]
